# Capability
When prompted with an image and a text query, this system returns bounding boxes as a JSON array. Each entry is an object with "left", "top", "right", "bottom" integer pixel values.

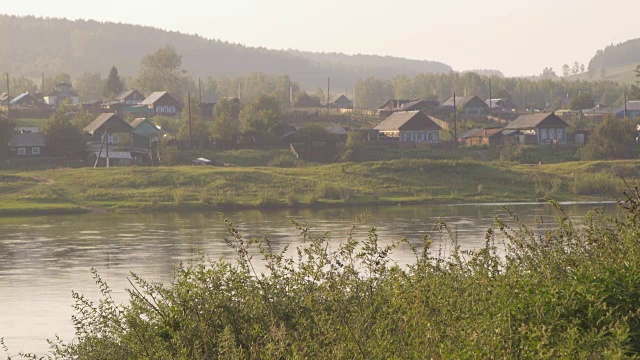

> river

[{"left": 0, "top": 202, "right": 617, "bottom": 355}]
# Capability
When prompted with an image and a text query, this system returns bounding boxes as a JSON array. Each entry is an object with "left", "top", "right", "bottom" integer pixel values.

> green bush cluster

[
  {"left": 569, "top": 173, "right": 622, "bottom": 195},
  {"left": 12, "top": 187, "right": 640, "bottom": 359}
]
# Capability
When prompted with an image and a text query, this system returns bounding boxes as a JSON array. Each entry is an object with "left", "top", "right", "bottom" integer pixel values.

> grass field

[{"left": 1, "top": 159, "right": 638, "bottom": 216}]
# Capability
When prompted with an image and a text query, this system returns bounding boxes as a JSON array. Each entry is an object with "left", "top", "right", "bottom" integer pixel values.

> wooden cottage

[
  {"left": 458, "top": 127, "right": 503, "bottom": 147},
  {"left": 8, "top": 132, "right": 47, "bottom": 157},
  {"left": 375, "top": 111, "right": 441, "bottom": 143},
  {"left": 442, "top": 95, "right": 488, "bottom": 115},
  {"left": 503, "top": 112, "right": 568, "bottom": 145},
  {"left": 139, "top": 91, "right": 182, "bottom": 116}
]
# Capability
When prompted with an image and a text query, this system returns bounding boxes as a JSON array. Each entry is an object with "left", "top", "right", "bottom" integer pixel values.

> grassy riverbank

[{"left": 1, "top": 159, "right": 638, "bottom": 216}]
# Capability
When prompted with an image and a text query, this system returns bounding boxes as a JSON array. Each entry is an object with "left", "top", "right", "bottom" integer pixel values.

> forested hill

[
  {"left": 0, "top": 15, "right": 452, "bottom": 90},
  {"left": 588, "top": 38, "right": 640, "bottom": 76}
]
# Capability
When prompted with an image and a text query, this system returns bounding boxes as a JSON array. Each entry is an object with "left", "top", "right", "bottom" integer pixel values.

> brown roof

[
  {"left": 141, "top": 91, "right": 180, "bottom": 106},
  {"left": 115, "top": 89, "right": 143, "bottom": 101},
  {"left": 84, "top": 113, "right": 132, "bottom": 135},
  {"left": 375, "top": 111, "right": 441, "bottom": 131},
  {"left": 505, "top": 112, "right": 567, "bottom": 130}
]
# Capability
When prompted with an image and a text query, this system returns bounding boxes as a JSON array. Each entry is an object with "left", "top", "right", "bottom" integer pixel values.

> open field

[{"left": 1, "top": 159, "right": 638, "bottom": 216}]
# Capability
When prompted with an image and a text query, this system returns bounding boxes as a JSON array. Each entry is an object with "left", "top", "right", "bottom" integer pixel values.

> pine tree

[{"left": 104, "top": 66, "right": 123, "bottom": 98}]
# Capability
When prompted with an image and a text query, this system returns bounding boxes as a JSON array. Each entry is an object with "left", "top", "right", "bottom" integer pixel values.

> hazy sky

[{"left": 3, "top": 0, "right": 640, "bottom": 76}]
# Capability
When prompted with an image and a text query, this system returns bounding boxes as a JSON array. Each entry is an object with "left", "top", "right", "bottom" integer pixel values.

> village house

[
  {"left": 503, "top": 112, "right": 568, "bottom": 145},
  {"left": 458, "top": 127, "right": 503, "bottom": 147},
  {"left": 378, "top": 99, "right": 415, "bottom": 111},
  {"left": 138, "top": 91, "right": 182, "bottom": 116},
  {"left": 375, "top": 111, "right": 441, "bottom": 143},
  {"left": 10, "top": 93, "right": 38, "bottom": 107},
  {"left": 44, "top": 82, "right": 80, "bottom": 107},
  {"left": 486, "top": 98, "right": 516, "bottom": 111},
  {"left": 116, "top": 89, "right": 145, "bottom": 105},
  {"left": 130, "top": 118, "right": 164, "bottom": 149},
  {"left": 8, "top": 130, "right": 47, "bottom": 157},
  {"left": 84, "top": 113, "right": 133, "bottom": 143},
  {"left": 326, "top": 95, "right": 353, "bottom": 109},
  {"left": 378, "top": 99, "right": 439, "bottom": 117},
  {"left": 442, "top": 95, "right": 488, "bottom": 115}
]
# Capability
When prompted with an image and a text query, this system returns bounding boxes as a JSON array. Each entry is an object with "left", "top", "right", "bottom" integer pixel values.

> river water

[{"left": 0, "top": 202, "right": 617, "bottom": 355}]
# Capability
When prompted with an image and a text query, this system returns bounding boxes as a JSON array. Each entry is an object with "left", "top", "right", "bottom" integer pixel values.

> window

[
  {"left": 31, "top": 147, "right": 40, "bottom": 155},
  {"left": 156, "top": 107, "right": 163, "bottom": 114},
  {"left": 541, "top": 129, "right": 547, "bottom": 139},
  {"left": 169, "top": 106, "right": 176, "bottom": 113},
  {"left": 18, "top": 148, "right": 26, "bottom": 155},
  {"left": 557, "top": 129, "right": 563, "bottom": 140},
  {"left": 164, "top": 106, "right": 170, "bottom": 113},
  {"left": 549, "top": 129, "right": 555, "bottom": 139}
]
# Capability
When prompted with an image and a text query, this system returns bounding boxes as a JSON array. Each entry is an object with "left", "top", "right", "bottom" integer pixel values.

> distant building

[
  {"left": 84, "top": 113, "right": 133, "bottom": 142},
  {"left": 486, "top": 98, "right": 516, "bottom": 111},
  {"left": 458, "top": 127, "right": 503, "bottom": 147},
  {"left": 442, "top": 95, "right": 488, "bottom": 115},
  {"left": 129, "top": 118, "right": 164, "bottom": 149},
  {"left": 326, "top": 95, "right": 353, "bottom": 109},
  {"left": 8, "top": 132, "right": 47, "bottom": 157},
  {"left": 115, "top": 89, "right": 145, "bottom": 105},
  {"left": 379, "top": 99, "right": 439, "bottom": 117},
  {"left": 375, "top": 111, "right": 441, "bottom": 143},
  {"left": 44, "top": 82, "right": 80, "bottom": 107},
  {"left": 139, "top": 91, "right": 182, "bottom": 116},
  {"left": 503, "top": 112, "right": 568, "bottom": 145},
  {"left": 9, "top": 93, "right": 38, "bottom": 107}
]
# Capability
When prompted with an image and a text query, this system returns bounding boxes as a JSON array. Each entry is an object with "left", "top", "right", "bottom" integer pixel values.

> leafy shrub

[
  {"left": 499, "top": 143, "right": 526, "bottom": 163},
  {"left": 534, "top": 173, "right": 562, "bottom": 198},
  {"left": 569, "top": 173, "right": 622, "bottom": 195},
  {"left": 37, "top": 191, "right": 640, "bottom": 359}
]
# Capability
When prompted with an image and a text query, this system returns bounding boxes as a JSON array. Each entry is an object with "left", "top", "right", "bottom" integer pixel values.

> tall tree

[
  {"left": 631, "top": 64, "right": 640, "bottom": 100},
  {"left": 562, "top": 64, "right": 570, "bottom": 77},
  {"left": 134, "top": 45, "right": 192, "bottom": 100},
  {"left": 0, "top": 113, "right": 14, "bottom": 160},
  {"left": 104, "top": 66, "right": 124, "bottom": 98},
  {"left": 74, "top": 72, "right": 104, "bottom": 100},
  {"left": 41, "top": 104, "right": 86, "bottom": 158}
]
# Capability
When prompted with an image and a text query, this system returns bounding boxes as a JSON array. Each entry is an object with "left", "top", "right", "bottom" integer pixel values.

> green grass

[{"left": 2, "top": 159, "right": 638, "bottom": 215}]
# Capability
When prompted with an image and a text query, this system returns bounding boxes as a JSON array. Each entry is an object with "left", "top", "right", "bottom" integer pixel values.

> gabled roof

[
  {"left": 442, "top": 95, "right": 487, "bottom": 108},
  {"left": 378, "top": 99, "right": 414, "bottom": 110},
  {"left": 130, "top": 118, "right": 163, "bottom": 138},
  {"left": 505, "top": 112, "right": 567, "bottom": 130},
  {"left": 141, "top": 91, "right": 180, "bottom": 106},
  {"left": 84, "top": 113, "right": 132, "bottom": 135},
  {"left": 375, "top": 111, "right": 441, "bottom": 131},
  {"left": 115, "top": 89, "right": 144, "bottom": 101},
  {"left": 8, "top": 133, "right": 47, "bottom": 147},
  {"left": 460, "top": 128, "right": 503, "bottom": 139},
  {"left": 329, "top": 94, "right": 351, "bottom": 103},
  {"left": 9, "top": 92, "right": 34, "bottom": 104}
]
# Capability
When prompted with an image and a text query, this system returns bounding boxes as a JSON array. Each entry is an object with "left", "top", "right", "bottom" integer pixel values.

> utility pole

[
  {"left": 198, "top": 78, "right": 202, "bottom": 104},
  {"left": 624, "top": 91, "right": 628, "bottom": 121},
  {"left": 326, "top": 77, "right": 330, "bottom": 118},
  {"left": 453, "top": 91, "right": 457, "bottom": 150},
  {"left": 488, "top": 78, "right": 492, "bottom": 117},
  {"left": 188, "top": 91, "right": 192, "bottom": 150},
  {"left": 5, "top": 73, "right": 10, "bottom": 123}
]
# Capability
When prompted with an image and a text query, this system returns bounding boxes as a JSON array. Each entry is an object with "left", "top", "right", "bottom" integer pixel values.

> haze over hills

[
  {"left": 0, "top": 15, "right": 453, "bottom": 90},
  {"left": 567, "top": 38, "right": 640, "bottom": 83}
]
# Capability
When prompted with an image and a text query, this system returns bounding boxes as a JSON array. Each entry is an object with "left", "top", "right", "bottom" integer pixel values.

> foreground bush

[{"left": 8, "top": 188, "right": 640, "bottom": 359}]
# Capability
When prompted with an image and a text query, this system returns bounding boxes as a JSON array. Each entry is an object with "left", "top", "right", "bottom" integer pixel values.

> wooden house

[
  {"left": 8, "top": 132, "right": 47, "bottom": 157},
  {"left": 115, "top": 89, "right": 145, "bottom": 106},
  {"left": 375, "top": 111, "right": 441, "bottom": 143},
  {"left": 84, "top": 113, "right": 133, "bottom": 142},
  {"left": 458, "top": 127, "right": 503, "bottom": 147},
  {"left": 503, "top": 112, "right": 568, "bottom": 145},
  {"left": 379, "top": 99, "right": 439, "bottom": 117},
  {"left": 326, "top": 95, "right": 353, "bottom": 109},
  {"left": 44, "top": 82, "right": 80, "bottom": 107},
  {"left": 130, "top": 118, "right": 163, "bottom": 148},
  {"left": 139, "top": 91, "right": 182, "bottom": 116},
  {"left": 442, "top": 95, "right": 488, "bottom": 115}
]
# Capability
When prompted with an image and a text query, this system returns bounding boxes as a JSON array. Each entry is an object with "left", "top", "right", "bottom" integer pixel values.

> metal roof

[
  {"left": 505, "top": 112, "right": 567, "bottom": 130},
  {"left": 84, "top": 113, "right": 132, "bottom": 135},
  {"left": 375, "top": 111, "right": 441, "bottom": 131},
  {"left": 8, "top": 133, "right": 47, "bottom": 147}
]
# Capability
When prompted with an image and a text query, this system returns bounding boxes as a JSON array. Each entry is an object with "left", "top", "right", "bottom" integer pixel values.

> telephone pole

[
  {"left": 188, "top": 92, "right": 193, "bottom": 150},
  {"left": 488, "top": 78, "right": 492, "bottom": 117},
  {"left": 5, "top": 73, "right": 10, "bottom": 123},
  {"left": 624, "top": 91, "right": 628, "bottom": 121},
  {"left": 453, "top": 91, "right": 457, "bottom": 150},
  {"left": 198, "top": 78, "right": 202, "bottom": 104}
]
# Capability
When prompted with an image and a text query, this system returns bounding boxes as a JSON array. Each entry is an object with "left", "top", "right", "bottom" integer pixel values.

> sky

[{"left": 2, "top": 0, "right": 640, "bottom": 77}]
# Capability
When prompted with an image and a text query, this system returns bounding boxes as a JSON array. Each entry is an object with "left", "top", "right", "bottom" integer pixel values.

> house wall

[
  {"left": 9, "top": 146, "right": 45, "bottom": 157},
  {"left": 400, "top": 130, "right": 439, "bottom": 143},
  {"left": 537, "top": 127, "right": 566, "bottom": 144}
]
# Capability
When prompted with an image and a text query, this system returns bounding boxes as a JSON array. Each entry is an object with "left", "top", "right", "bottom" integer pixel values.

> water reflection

[{"left": 0, "top": 202, "right": 617, "bottom": 354}]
